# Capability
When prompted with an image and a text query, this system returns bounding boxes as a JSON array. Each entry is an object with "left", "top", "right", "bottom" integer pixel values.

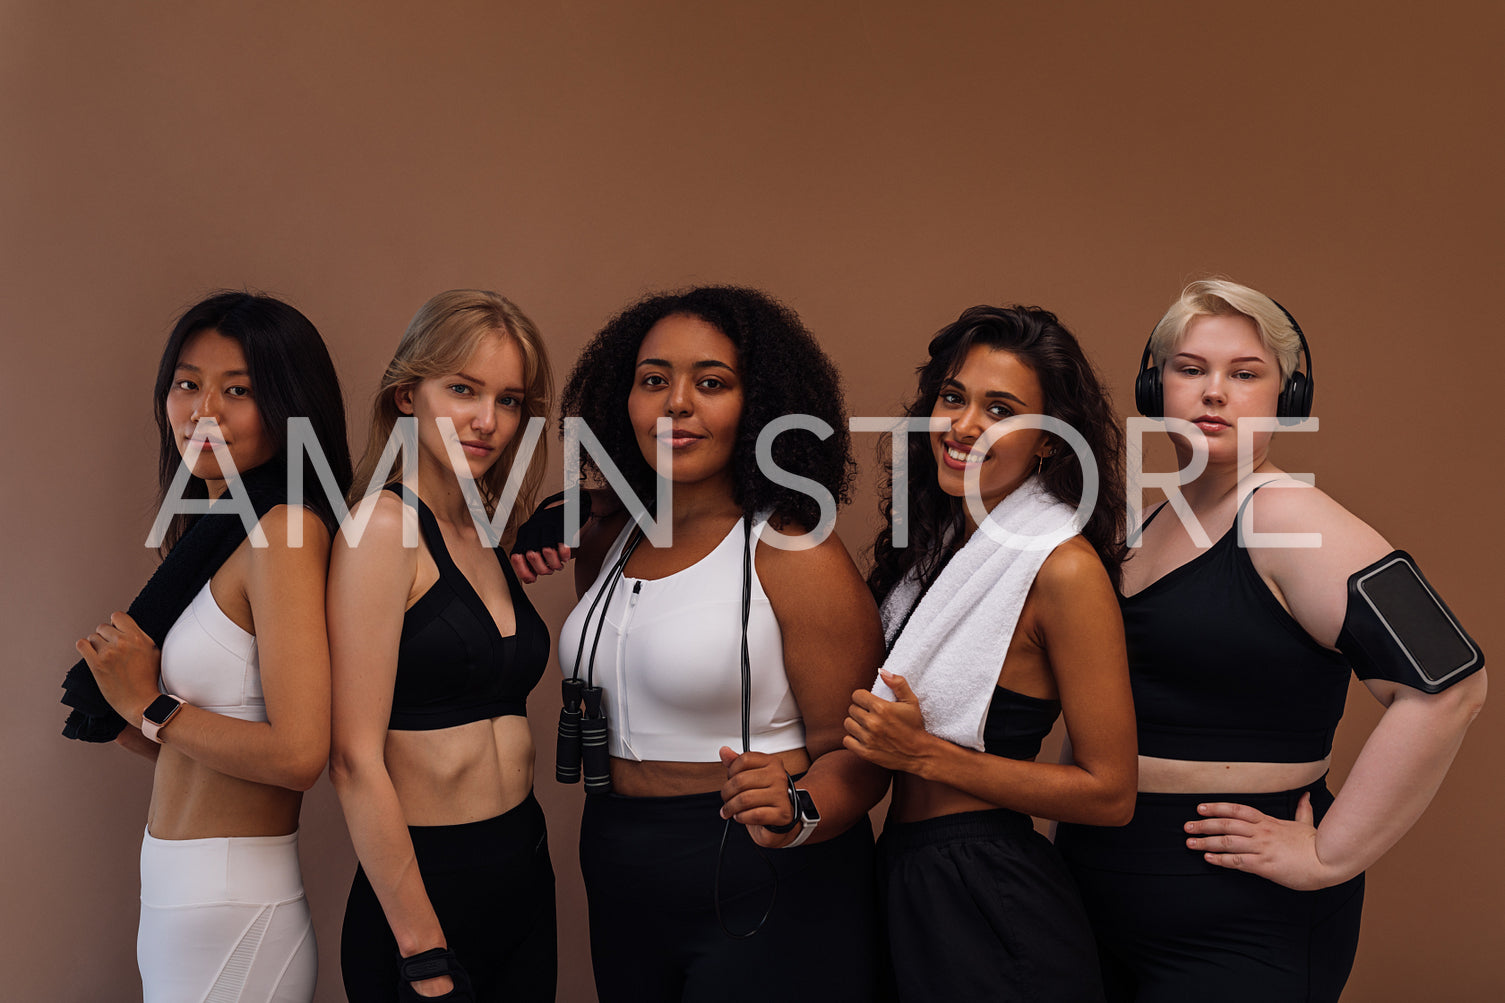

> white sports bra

[
  {"left": 560, "top": 515, "right": 805, "bottom": 762},
  {"left": 158, "top": 582, "right": 266, "bottom": 722}
]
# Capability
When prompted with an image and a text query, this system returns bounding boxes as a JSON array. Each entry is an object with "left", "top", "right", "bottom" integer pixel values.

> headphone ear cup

[
  {"left": 1134, "top": 365, "right": 1162, "bottom": 418},
  {"left": 1277, "top": 370, "right": 1313, "bottom": 419}
]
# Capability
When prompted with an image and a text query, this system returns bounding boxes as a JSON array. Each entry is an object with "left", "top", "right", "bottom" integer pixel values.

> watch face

[
  {"left": 796, "top": 789, "right": 820, "bottom": 823},
  {"left": 144, "top": 694, "right": 181, "bottom": 724}
]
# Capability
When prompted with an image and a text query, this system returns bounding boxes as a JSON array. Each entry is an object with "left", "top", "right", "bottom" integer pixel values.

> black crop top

[
  {"left": 386, "top": 487, "right": 551, "bottom": 731},
  {"left": 982, "top": 686, "right": 1060, "bottom": 760},
  {"left": 1122, "top": 489, "right": 1351, "bottom": 763}
]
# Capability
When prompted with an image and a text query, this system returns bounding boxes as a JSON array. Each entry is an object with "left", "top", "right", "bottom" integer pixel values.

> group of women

[{"left": 62, "top": 279, "right": 1486, "bottom": 1003}]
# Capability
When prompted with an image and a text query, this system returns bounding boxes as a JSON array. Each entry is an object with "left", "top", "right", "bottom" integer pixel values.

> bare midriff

[
  {"left": 146, "top": 750, "right": 302, "bottom": 840},
  {"left": 608, "top": 747, "right": 812, "bottom": 798},
  {"left": 888, "top": 764, "right": 1035, "bottom": 825},
  {"left": 384, "top": 715, "right": 536, "bottom": 826},
  {"left": 1137, "top": 755, "right": 1329, "bottom": 794}
]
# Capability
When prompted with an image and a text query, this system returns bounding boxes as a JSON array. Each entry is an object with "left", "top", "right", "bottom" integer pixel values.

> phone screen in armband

[{"left": 1353, "top": 555, "right": 1481, "bottom": 688}]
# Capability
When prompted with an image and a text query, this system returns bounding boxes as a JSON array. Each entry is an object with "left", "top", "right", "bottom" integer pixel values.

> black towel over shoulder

[{"left": 60, "top": 460, "right": 292, "bottom": 743}]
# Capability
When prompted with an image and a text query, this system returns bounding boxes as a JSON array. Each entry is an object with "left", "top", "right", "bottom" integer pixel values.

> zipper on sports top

[{"left": 614, "top": 579, "right": 644, "bottom": 750}]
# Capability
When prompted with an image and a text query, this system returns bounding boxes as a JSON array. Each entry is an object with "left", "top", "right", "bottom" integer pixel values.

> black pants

[
  {"left": 580, "top": 789, "right": 879, "bottom": 1003},
  {"left": 879, "top": 808, "right": 1105, "bottom": 1003},
  {"left": 1056, "top": 779, "right": 1364, "bottom": 1003},
  {"left": 341, "top": 793, "right": 557, "bottom": 1002}
]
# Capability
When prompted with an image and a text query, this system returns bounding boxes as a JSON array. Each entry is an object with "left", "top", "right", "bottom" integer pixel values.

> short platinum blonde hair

[{"left": 1148, "top": 278, "right": 1302, "bottom": 383}]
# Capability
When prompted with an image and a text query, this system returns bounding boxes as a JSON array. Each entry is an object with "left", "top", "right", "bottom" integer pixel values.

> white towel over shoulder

[{"left": 872, "top": 477, "right": 1079, "bottom": 751}]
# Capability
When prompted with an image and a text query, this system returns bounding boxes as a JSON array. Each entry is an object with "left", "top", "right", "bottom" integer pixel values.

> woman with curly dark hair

[
  {"left": 516, "top": 285, "right": 886, "bottom": 1002},
  {"left": 845, "top": 305, "right": 1137, "bottom": 1002}
]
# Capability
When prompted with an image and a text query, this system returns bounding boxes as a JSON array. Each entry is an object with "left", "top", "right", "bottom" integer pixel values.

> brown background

[{"left": 4, "top": 2, "right": 1501, "bottom": 1000}]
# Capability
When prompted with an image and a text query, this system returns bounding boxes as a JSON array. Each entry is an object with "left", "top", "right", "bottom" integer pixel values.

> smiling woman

[
  {"left": 855, "top": 305, "right": 1134, "bottom": 1002},
  {"left": 165, "top": 330, "right": 279, "bottom": 488},
  {"left": 528, "top": 286, "right": 887, "bottom": 1003},
  {"left": 61, "top": 291, "right": 352, "bottom": 1003}
]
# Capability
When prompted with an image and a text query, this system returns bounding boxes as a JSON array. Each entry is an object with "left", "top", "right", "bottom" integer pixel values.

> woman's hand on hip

[{"left": 1185, "top": 793, "right": 1345, "bottom": 890}]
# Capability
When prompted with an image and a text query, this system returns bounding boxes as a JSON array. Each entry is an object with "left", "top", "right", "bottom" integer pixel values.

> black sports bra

[
  {"left": 982, "top": 686, "right": 1060, "bottom": 760},
  {"left": 1121, "top": 488, "right": 1351, "bottom": 762},
  {"left": 386, "top": 487, "right": 551, "bottom": 731}
]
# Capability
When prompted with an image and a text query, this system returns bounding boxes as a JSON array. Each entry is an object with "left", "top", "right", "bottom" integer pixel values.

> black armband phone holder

[{"left": 1336, "top": 550, "right": 1484, "bottom": 694}]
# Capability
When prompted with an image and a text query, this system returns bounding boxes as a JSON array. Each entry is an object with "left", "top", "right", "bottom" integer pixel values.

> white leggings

[{"left": 138, "top": 829, "right": 317, "bottom": 1003}]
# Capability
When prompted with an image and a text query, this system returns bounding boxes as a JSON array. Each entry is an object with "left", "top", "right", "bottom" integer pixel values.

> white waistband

[{"left": 139, "top": 828, "right": 304, "bottom": 908}]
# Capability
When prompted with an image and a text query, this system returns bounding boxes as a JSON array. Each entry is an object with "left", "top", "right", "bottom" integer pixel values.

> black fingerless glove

[
  {"left": 509, "top": 489, "right": 592, "bottom": 559},
  {"left": 398, "top": 947, "right": 475, "bottom": 1001}
]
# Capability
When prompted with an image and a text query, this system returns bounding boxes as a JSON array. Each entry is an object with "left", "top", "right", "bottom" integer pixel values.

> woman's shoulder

[
  {"left": 1033, "top": 535, "right": 1113, "bottom": 597},
  {"left": 333, "top": 490, "right": 423, "bottom": 556},
  {"left": 754, "top": 516, "right": 859, "bottom": 577},
  {"left": 250, "top": 503, "right": 333, "bottom": 553},
  {"left": 754, "top": 516, "right": 873, "bottom": 608},
  {"left": 1242, "top": 478, "right": 1391, "bottom": 557}
]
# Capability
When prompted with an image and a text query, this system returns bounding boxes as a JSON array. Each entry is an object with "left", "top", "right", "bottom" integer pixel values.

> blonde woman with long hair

[{"left": 329, "top": 290, "right": 556, "bottom": 1001}]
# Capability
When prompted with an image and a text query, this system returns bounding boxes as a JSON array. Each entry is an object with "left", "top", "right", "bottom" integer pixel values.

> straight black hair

[{"left": 152, "top": 291, "right": 352, "bottom": 551}]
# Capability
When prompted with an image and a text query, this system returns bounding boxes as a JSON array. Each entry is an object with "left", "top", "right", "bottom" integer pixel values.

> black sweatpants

[
  {"left": 879, "top": 808, "right": 1106, "bottom": 1003},
  {"left": 1056, "top": 779, "right": 1364, "bottom": 1003},
  {"left": 580, "top": 789, "right": 879, "bottom": 1003},
  {"left": 341, "top": 792, "right": 557, "bottom": 1002}
]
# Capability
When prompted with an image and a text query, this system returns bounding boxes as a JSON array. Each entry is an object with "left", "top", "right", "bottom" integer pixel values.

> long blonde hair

[{"left": 351, "top": 290, "right": 552, "bottom": 545}]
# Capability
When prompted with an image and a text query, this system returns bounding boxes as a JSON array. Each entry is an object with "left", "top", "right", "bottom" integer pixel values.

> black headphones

[{"left": 1134, "top": 298, "right": 1314, "bottom": 420}]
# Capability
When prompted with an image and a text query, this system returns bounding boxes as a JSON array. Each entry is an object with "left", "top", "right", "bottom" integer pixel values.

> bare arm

[
  {"left": 78, "top": 505, "right": 333, "bottom": 790},
  {"left": 845, "top": 539, "right": 1138, "bottom": 826},
  {"left": 1187, "top": 486, "right": 1488, "bottom": 888},
  {"left": 720, "top": 527, "right": 891, "bottom": 846},
  {"left": 114, "top": 726, "right": 161, "bottom": 762},
  {"left": 326, "top": 496, "right": 450, "bottom": 962}
]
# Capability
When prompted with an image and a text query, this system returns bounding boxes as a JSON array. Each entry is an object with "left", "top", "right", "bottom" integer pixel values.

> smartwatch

[
  {"left": 141, "top": 694, "right": 184, "bottom": 744},
  {"left": 785, "top": 788, "right": 820, "bottom": 847}
]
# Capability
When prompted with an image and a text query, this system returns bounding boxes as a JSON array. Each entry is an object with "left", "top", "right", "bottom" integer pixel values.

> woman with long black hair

[{"left": 63, "top": 291, "right": 351, "bottom": 1002}]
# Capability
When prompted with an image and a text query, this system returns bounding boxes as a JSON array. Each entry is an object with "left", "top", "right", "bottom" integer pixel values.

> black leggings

[
  {"left": 879, "top": 808, "right": 1105, "bottom": 1003},
  {"left": 341, "top": 793, "right": 557, "bottom": 1002},
  {"left": 1056, "top": 779, "right": 1364, "bottom": 1003},
  {"left": 579, "top": 789, "right": 880, "bottom": 1003}
]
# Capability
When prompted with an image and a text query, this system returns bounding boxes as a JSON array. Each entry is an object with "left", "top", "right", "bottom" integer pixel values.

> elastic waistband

[
  {"left": 408, "top": 791, "right": 545, "bottom": 860},
  {"left": 880, "top": 808, "right": 1034, "bottom": 854},
  {"left": 1057, "top": 775, "right": 1333, "bottom": 875},
  {"left": 140, "top": 828, "right": 303, "bottom": 907}
]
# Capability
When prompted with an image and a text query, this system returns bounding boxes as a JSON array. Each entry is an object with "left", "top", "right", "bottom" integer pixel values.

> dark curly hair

[
  {"left": 867, "top": 305, "right": 1127, "bottom": 599},
  {"left": 560, "top": 286, "right": 854, "bottom": 528}
]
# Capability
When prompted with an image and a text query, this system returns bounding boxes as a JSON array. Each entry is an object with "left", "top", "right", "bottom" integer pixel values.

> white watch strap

[{"left": 785, "top": 792, "right": 818, "bottom": 847}]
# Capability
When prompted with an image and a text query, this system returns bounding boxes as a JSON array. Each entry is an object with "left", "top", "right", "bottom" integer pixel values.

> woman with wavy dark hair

[
  {"left": 63, "top": 291, "right": 351, "bottom": 1002},
  {"left": 517, "top": 285, "right": 886, "bottom": 1002},
  {"left": 846, "top": 305, "right": 1136, "bottom": 1002}
]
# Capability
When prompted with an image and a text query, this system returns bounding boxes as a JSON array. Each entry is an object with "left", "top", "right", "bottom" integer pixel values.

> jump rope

[{"left": 557, "top": 517, "right": 778, "bottom": 938}]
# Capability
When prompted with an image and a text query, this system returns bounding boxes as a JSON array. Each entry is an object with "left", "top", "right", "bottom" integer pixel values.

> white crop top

[
  {"left": 158, "top": 582, "right": 266, "bottom": 722},
  {"left": 559, "top": 515, "right": 805, "bottom": 762}
]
